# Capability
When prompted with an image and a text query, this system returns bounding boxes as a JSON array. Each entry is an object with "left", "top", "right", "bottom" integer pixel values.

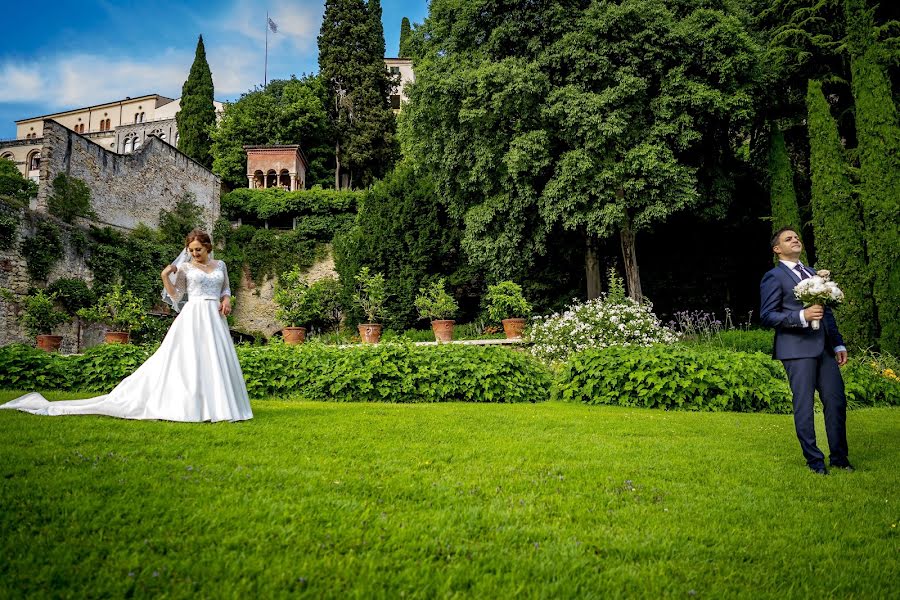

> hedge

[
  {"left": 0, "top": 343, "right": 552, "bottom": 404},
  {"left": 556, "top": 345, "right": 793, "bottom": 413},
  {"left": 1, "top": 342, "right": 896, "bottom": 410}
]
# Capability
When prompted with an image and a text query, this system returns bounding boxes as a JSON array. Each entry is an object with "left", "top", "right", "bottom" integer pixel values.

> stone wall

[
  {"left": 0, "top": 208, "right": 105, "bottom": 352},
  {"left": 230, "top": 248, "right": 339, "bottom": 338},
  {"left": 36, "top": 119, "right": 220, "bottom": 231}
]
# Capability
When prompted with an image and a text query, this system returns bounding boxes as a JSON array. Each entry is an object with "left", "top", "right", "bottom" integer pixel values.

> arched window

[
  {"left": 140, "top": 112, "right": 145, "bottom": 123},
  {"left": 105, "top": 118, "right": 111, "bottom": 130},
  {"left": 28, "top": 152, "right": 41, "bottom": 171},
  {"left": 1, "top": 152, "right": 13, "bottom": 161},
  {"left": 133, "top": 136, "right": 142, "bottom": 151},
  {"left": 253, "top": 170, "right": 264, "bottom": 189},
  {"left": 123, "top": 136, "right": 133, "bottom": 153},
  {"left": 134, "top": 113, "right": 139, "bottom": 124},
  {"left": 174, "top": 133, "right": 179, "bottom": 145},
  {"left": 159, "top": 133, "right": 166, "bottom": 141}
]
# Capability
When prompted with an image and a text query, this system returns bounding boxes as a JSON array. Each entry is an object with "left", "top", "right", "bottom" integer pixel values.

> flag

[{"left": 268, "top": 17, "right": 278, "bottom": 33}]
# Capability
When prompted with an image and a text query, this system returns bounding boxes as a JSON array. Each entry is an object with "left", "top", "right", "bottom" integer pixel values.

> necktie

[{"left": 794, "top": 264, "right": 811, "bottom": 280}]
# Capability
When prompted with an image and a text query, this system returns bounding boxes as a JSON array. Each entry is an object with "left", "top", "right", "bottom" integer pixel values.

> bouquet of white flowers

[{"left": 794, "top": 269, "right": 844, "bottom": 330}]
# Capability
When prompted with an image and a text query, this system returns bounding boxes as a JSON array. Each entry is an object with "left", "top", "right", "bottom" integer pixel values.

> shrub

[
  {"left": 556, "top": 345, "right": 792, "bottom": 413},
  {"left": 18, "top": 289, "right": 70, "bottom": 336},
  {"left": 47, "top": 278, "right": 95, "bottom": 315},
  {"left": 302, "top": 277, "right": 344, "bottom": 333},
  {"left": 77, "top": 285, "right": 147, "bottom": 333},
  {"left": 414, "top": 278, "right": 458, "bottom": 321},
  {"left": 21, "top": 220, "right": 64, "bottom": 281},
  {"left": 236, "top": 342, "right": 552, "bottom": 402},
  {"left": 158, "top": 194, "right": 203, "bottom": 250},
  {"left": 274, "top": 266, "right": 313, "bottom": 328},
  {"left": 47, "top": 173, "right": 96, "bottom": 223},
  {"left": 842, "top": 351, "right": 900, "bottom": 407},
  {"left": 485, "top": 281, "right": 532, "bottom": 322},
  {"left": 70, "top": 344, "right": 152, "bottom": 392},
  {"left": 0, "top": 344, "right": 69, "bottom": 390},
  {"left": 530, "top": 294, "right": 678, "bottom": 363},
  {"left": 354, "top": 267, "right": 387, "bottom": 323},
  {"left": 0, "top": 209, "right": 18, "bottom": 250}
]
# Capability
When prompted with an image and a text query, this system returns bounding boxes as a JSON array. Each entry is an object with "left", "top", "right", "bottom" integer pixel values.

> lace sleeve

[
  {"left": 162, "top": 265, "right": 188, "bottom": 312},
  {"left": 220, "top": 261, "right": 232, "bottom": 299}
]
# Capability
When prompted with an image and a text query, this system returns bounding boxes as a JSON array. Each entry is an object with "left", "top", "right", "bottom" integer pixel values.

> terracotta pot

[
  {"left": 501, "top": 318, "right": 527, "bottom": 340},
  {"left": 282, "top": 326, "right": 307, "bottom": 345},
  {"left": 431, "top": 319, "right": 455, "bottom": 342},
  {"left": 36, "top": 335, "right": 63, "bottom": 352},
  {"left": 104, "top": 331, "right": 130, "bottom": 344},
  {"left": 358, "top": 323, "right": 382, "bottom": 344}
]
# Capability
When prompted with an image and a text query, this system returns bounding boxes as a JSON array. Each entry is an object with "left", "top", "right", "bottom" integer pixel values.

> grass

[{"left": 1, "top": 392, "right": 898, "bottom": 598}]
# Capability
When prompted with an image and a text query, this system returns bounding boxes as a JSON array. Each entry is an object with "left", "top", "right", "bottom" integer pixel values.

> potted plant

[
  {"left": 414, "top": 278, "right": 459, "bottom": 342},
  {"left": 485, "top": 281, "right": 532, "bottom": 339},
  {"left": 274, "top": 267, "right": 313, "bottom": 345},
  {"left": 14, "top": 289, "right": 71, "bottom": 351},
  {"left": 77, "top": 284, "right": 147, "bottom": 344},
  {"left": 353, "top": 267, "right": 387, "bottom": 344}
]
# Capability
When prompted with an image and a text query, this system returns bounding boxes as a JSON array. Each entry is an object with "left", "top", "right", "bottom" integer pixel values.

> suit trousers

[{"left": 781, "top": 352, "right": 849, "bottom": 468}]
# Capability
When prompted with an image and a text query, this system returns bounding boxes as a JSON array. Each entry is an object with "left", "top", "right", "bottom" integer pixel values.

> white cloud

[
  {"left": 0, "top": 0, "right": 325, "bottom": 114},
  {"left": 0, "top": 63, "right": 45, "bottom": 103},
  {"left": 219, "top": 0, "right": 323, "bottom": 50}
]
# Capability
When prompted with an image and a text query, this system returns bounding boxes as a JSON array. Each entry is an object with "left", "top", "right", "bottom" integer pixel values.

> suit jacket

[{"left": 760, "top": 262, "right": 844, "bottom": 360}]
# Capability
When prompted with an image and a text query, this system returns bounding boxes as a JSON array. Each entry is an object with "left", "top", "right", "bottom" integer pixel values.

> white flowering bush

[{"left": 529, "top": 271, "right": 678, "bottom": 363}]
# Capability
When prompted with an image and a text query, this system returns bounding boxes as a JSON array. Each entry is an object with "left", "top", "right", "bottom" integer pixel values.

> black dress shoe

[
  {"left": 830, "top": 462, "right": 855, "bottom": 472},
  {"left": 809, "top": 465, "right": 828, "bottom": 475}
]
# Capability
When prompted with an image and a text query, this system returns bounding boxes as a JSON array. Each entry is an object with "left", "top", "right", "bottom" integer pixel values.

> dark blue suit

[{"left": 760, "top": 262, "right": 849, "bottom": 469}]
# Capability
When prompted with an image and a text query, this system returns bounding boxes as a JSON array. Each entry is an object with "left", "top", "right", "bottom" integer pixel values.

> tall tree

[
  {"left": 210, "top": 76, "right": 335, "bottom": 189},
  {"left": 403, "top": 0, "right": 758, "bottom": 300},
  {"left": 806, "top": 79, "right": 873, "bottom": 347},
  {"left": 399, "top": 17, "right": 412, "bottom": 58},
  {"left": 767, "top": 126, "right": 806, "bottom": 263},
  {"left": 176, "top": 35, "right": 216, "bottom": 169},
  {"left": 845, "top": 0, "right": 900, "bottom": 354},
  {"left": 318, "top": 0, "right": 397, "bottom": 189}
]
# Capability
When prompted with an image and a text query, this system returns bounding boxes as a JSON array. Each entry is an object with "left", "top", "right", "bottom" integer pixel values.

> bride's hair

[{"left": 184, "top": 229, "right": 213, "bottom": 252}]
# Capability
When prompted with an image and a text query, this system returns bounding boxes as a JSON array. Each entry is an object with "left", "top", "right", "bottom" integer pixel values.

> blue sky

[{"left": 0, "top": 0, "right": 429, "bottom": 139}]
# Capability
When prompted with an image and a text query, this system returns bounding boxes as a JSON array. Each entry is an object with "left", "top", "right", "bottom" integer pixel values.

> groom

[{"left": 760, "top": 227, "right": 852, "bottom": 475}]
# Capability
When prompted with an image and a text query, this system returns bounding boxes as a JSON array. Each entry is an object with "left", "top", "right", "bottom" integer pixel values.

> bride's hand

[{"left": 220, "top": 297, "right": 231, "bottom": 317}]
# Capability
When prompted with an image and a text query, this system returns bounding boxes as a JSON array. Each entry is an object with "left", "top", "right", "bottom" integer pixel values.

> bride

[{"left": 0, "top": 229, "right": 253, "bottom": 422}]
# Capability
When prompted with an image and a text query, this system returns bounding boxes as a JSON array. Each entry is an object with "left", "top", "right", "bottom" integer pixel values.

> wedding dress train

[{"left": 0, "top": 261, "right": 253, "bottom": 422}]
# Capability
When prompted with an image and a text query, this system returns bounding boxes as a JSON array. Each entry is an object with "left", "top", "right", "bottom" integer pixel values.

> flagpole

[{"left": 264, "top": 11, "right": 269, "bottom": 88}]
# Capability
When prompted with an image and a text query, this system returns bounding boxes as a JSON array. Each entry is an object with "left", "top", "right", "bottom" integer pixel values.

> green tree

[
  {"left": 47, "top": 173, "right": 96, "bottom": 223},
  {"left": 334, "top": 162, "right": 474, "bottom": 330},
  {"left": 846, "top": 0, "right": 900, "bottom": 354},
  {"left": 806, "top": 79, "right": 873, "bottom": 347},
  {"left": 176, "top": 35, "right": 216, "bottom": 169},
  {"left": 211, "top": 76, "right": 335, "bottom": 189},
  {"left": 0, "top": 157, "right": 37, "bottom": 205},
  {"left": 399, "top": 17, "right": 412, "bottom": 58},
  {"left": 767, "top": 126, "right": 806, "bottom": 263},
  {"left": 403, "top": 0, "right": 758, "bottom": 300},
  {"left": 318, "top": 0, "right": 397, "bottom": 189},
  {"left": 158, "top": 193, "right": 204, "bottom": 251}
]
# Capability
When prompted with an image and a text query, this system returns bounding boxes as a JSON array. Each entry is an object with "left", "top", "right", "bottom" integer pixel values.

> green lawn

[{"left": 1, "top": 393, "right": 897, "bottom": 598}]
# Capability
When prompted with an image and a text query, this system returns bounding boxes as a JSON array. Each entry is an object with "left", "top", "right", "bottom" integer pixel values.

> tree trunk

[
  {"left": 620, "top": 222, "right": 642, "bottom": 301},
  {"left": 334, "top": 142, "right": 341, "bottom": 191},
  {"left": 585, "top": 234, "right": 601, "bottom": 300}
]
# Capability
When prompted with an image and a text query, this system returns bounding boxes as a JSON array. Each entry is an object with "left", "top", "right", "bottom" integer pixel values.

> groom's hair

[{"left": 770, "top": 227, "right": 796, "bottom": 251}]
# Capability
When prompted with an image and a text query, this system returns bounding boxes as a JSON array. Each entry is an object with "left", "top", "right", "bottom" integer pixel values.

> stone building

[
  {"left": 385, "top": 58, "right": 415, "bottom": 112},
  {"left": 0, "top": 93, "right": 223, "bottom": 180},
  {"left": 245, "top": 145, "right": 309, "bottom": 190}
]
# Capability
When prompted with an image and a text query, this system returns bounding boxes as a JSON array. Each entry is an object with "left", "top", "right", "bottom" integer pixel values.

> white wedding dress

[{"left": 0, "top": 260, "right": 253, "bottom": 422}]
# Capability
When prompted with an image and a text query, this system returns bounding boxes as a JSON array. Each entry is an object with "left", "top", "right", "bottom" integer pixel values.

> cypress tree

[
  {"left": 806, "top": 79, "right": 874, "bottom": 348},
  {"left": 399, "top": 17, "right": 411, "bottom": 58},
  {"left": 846, "top": 0, "right": 900, "bottom": 353},
  {"left": 768, "top": 126, "right": 807, "bottom": 263},
  {"left": 176, "top": 35, "right": 216, "bottom": 169},
  {"left": 318, "top": 0, "right": 396, "bottom": 189}
]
